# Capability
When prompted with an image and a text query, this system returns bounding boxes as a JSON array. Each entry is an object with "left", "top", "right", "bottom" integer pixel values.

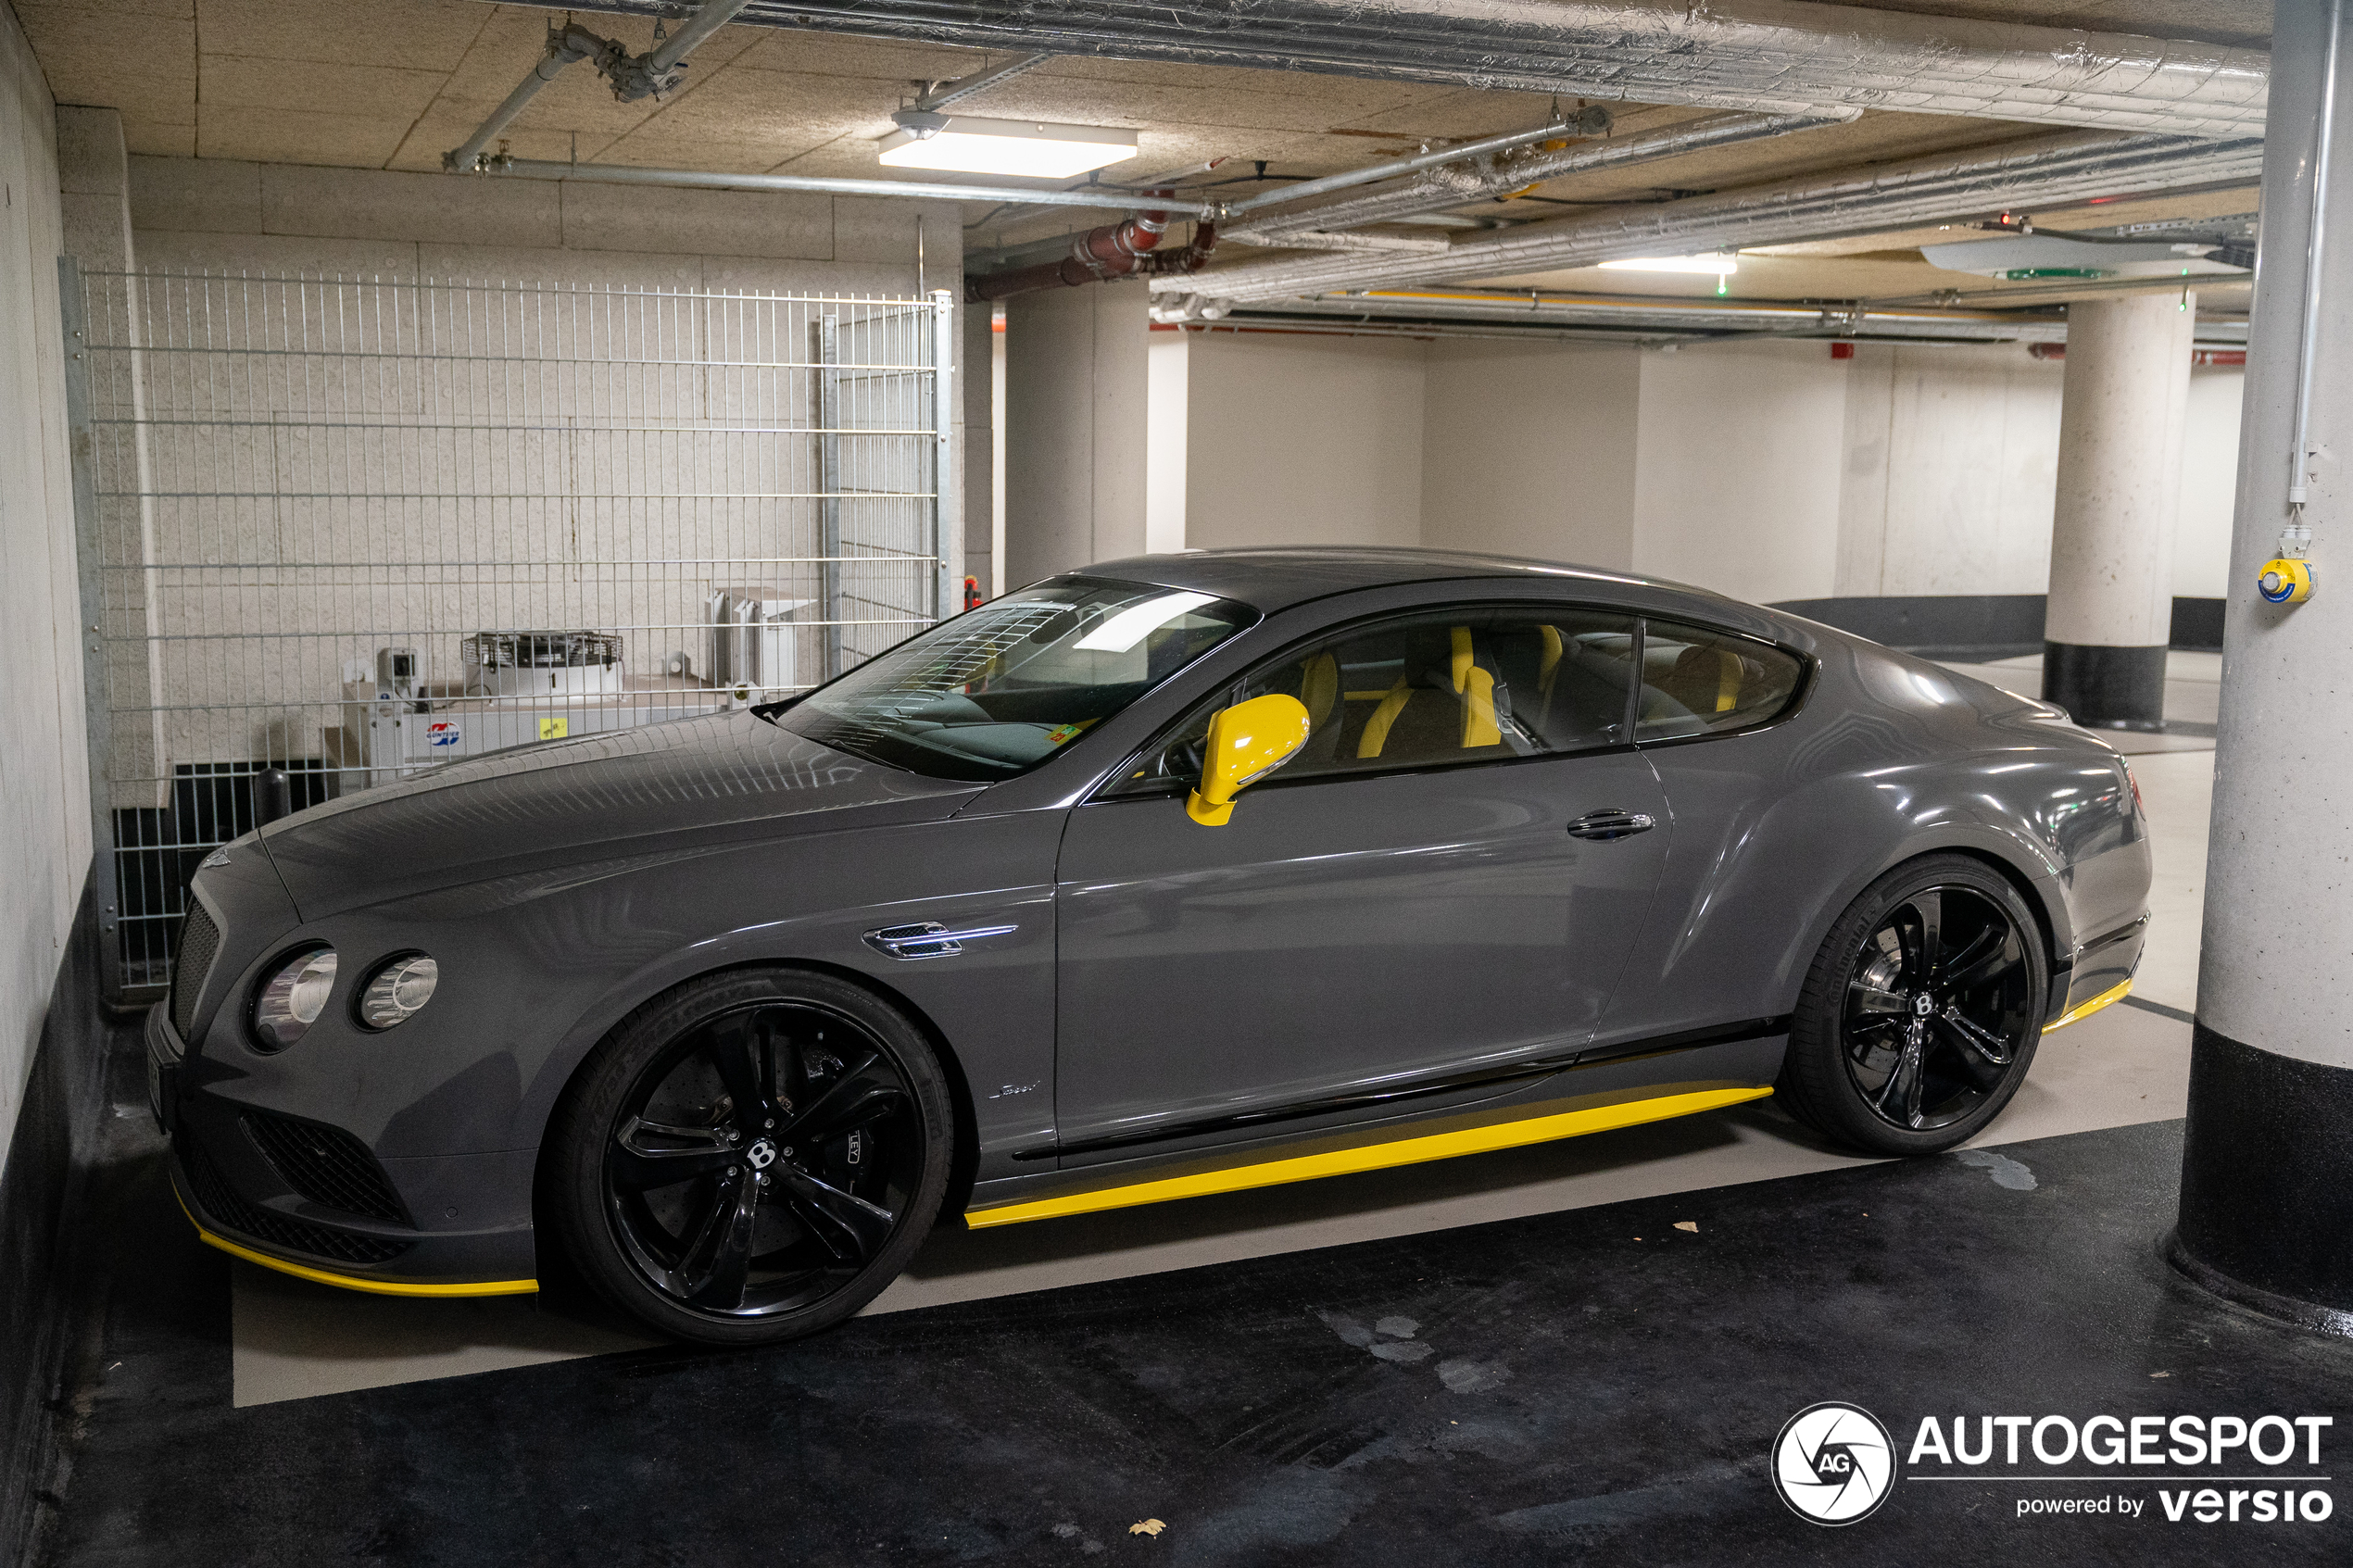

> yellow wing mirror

[{"left": 1187, "top": 694, "right": 1313, "bottom": 826}]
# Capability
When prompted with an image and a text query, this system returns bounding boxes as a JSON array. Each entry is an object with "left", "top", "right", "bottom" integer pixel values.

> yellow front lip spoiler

[
  {"left": 965, "top": 1084, "right": 1774, "bottom": 1229},
  {"left": 174, "top": 1189, "right": 537, "bottom": 1298}
]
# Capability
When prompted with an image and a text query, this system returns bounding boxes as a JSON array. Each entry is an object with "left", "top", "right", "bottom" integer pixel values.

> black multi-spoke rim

[
  {"left": 1840, "top": 886, "right": 2034, "bottom": 1133},
  {"left": 603, "top": 1001, "right": 920, "bottom": 1318}
]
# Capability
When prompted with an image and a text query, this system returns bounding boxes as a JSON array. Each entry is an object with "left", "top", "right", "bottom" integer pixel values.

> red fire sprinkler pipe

[{"left": 967, "top": 194, "right": 1216, "bottom": 303}]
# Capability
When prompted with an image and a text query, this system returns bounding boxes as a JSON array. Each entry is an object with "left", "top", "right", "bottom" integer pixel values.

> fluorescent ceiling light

[
  {"left": 1075, "top": 592, "right": 1215, "bottom": 652},
  {"left": 1598, "top": 255, "right": 1740, "bottom": 276},
  {"left": 877, "top": 114, "right": 1138, "bottom": 179}
]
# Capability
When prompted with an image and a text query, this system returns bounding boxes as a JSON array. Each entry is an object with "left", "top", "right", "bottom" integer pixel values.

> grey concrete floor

[{"left": 44, "top": 1112, "right": 2350, "bottom": 1567}]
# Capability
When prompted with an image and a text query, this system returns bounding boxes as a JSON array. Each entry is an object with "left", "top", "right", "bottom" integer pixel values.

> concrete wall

[
  {"left": 1, "top": 6, "right": 93, "bottom": 1204},
  {"left": 1001, "top": 316, "right": 2245, "bottom": 610},
  {"left": 1632, "top": 339, "right": 1849, "bottom": 604},
  {"left": 1835, "top": 342, "right": 2068, "bottom": 598},
  {"left": 1181, "top": 330, "right": 1426, "bottom": 552},
  {"left": 1421, "top": 340, "right": 1641, "bottom": 568}
]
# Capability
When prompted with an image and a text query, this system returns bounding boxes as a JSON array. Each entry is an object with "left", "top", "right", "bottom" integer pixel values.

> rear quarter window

[{"left": 1636, "top": 619, "right": 1806, "bottom": 741}]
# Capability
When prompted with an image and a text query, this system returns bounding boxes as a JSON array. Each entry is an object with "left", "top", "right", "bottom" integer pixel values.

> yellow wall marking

[
  {"left": 538, "top": 716, "right": 570, "bottom": 740},
  {"left": 966, "top": 1085, "right": 1773, "bottom": 1229},
  {"left": 176, "top": 1192, "right": 538, "bottom": 1298},
  {"left": 2045, "top": 977, "right": 2133, "bottom": 1034}
]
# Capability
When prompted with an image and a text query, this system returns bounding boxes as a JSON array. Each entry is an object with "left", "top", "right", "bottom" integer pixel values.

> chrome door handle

[{"left": 1567, "top": 809, "right": 1655, "bottom": 842}]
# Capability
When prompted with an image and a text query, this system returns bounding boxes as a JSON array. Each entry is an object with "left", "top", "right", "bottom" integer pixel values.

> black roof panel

[{"left": 1071, "top": 546, "right": 1687, "bottom": 614}]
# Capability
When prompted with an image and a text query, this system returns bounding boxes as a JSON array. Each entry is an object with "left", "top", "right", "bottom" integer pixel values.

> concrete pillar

[
  {"left": 2172, "top": 0, "right": 2353, "bottom": 1333},
  {"left": 1001, "top": 280, "right": 1150, "bottom": 585},
  {"left": 2042, "top": 292, "right": 2196, "bottom": 729}
]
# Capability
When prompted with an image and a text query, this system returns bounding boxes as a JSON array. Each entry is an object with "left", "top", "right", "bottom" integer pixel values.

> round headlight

[
  {"left": 358, "top": 954, "right": 438, "bottom": 1031},
  {"left": 252, "top": 948, "right": 337, "bottom": 1050}
]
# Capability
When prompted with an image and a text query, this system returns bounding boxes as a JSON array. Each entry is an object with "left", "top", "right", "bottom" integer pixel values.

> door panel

[{"left": 1052, "top": 750, "right": 1673, "bottom": 1153}]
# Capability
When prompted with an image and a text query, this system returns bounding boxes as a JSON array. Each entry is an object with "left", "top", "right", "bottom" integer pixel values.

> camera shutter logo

[{"left": 1772, "top": 1402, "right": 1896, "bottom": 1524}]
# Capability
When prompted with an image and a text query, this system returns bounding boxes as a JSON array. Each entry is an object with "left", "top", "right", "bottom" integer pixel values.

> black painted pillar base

[
  {"left": 2171, "top": 1024, "right": 2353, "bottom": 1336},
  {"left": 2042, "top": 640, "right": 2167, "bottom": 730}
]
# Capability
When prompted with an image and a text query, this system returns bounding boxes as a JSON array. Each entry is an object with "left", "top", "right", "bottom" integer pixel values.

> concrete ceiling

[{"left": 11, "top": 0, "right": 2268, "bottom": 309}]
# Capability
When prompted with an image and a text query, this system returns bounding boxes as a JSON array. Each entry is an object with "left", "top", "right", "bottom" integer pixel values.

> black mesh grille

[
  {"left": 170, "top": 903, "right": 220, "bottom": 1039},
  {"left": 240, "top": 1110, "right": 411, "bottom": 1226},
  {"left": 180, "top": 1134, "right": 411, "bottom": 1268}
]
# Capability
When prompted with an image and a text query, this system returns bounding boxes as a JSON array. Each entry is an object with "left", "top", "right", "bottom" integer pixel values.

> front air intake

[
  {"left": 240, "top": 1110, "right": 411, "bottom": 1226},
  {"left": 180, "top": 1135, "right": 410, "bottom": 1268},
  {"left": 171, "top": 903, "right": 220, "bottom": 1039}
]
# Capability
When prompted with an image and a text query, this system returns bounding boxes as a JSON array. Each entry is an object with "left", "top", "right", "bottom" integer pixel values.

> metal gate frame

[{"left": 62, "top": 257, "right": 958, "bottom": 1006}]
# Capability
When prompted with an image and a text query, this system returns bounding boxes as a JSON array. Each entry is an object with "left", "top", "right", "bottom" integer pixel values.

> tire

[
  {"left": 1778, "top": 854, "right": 2049, "bottom": 1157},
  {"left": 547, "top": 967, "right": 953, "bottom": 1346}
]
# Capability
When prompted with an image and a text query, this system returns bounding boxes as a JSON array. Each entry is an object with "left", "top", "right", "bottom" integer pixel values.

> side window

[
  {"left": 1635, "top": 619, "right": 1804, "bottom": 741},
  {"left": 1105, "top": 606, "right": 1639, "bottom": 796}
]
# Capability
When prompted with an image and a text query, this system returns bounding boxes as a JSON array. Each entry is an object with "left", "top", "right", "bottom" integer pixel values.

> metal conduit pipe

[
  {"left": 914, "top": 51, "right": 1054, "bottom": 112},
  {"left": 446, "top": 24, "right": 615, "bottom": 171},
  {"left": 1178, "top": 131, "right": 2270, "bottom": 305},
  {"left": 1210, "top": 296, "right": 2077, "bottom": 344},
  {"left": 1170, "top": 290, "right": 2252, "bottom": 344},
  {"left": 548, "top": 0, "right": 2270, "bottom": 137},
  {"left": 478, "top": 156, "right": 1218, "bottom": 215},
  {"left": 1224, "top": 231, "right": 1454, "bottom": 255},
  {"left": 1227, "top": 110, "right": 1858, "bottom": 245},
  {"left": 1220, "top": 107, "right": 1609, "bottom": 219},
  {"left": 642, "top": 0, "right": 755, "bottom": 79},
  {"left": 447, "top": 0, "right": 751, "bottom": 171}
]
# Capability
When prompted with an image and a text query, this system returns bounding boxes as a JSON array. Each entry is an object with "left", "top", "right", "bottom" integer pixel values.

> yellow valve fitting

[{"left": 2259, "top": 558, "right": 2315, "bottom": 604}]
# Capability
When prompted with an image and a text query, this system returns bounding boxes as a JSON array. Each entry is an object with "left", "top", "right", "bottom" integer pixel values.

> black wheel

[
  {"left": 1779, "top": 855, "right": 2047, "bottom": 1156},
  {"left": 547, "top": 968, "right": 952, "bottom": 1346}
]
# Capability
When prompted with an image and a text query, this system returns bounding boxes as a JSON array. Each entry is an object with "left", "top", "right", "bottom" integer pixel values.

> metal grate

[
  {"left": 179, "top": 1134, "right": 411, "bottom": 1267},
  {"left": 240, "top": 1110, "right": 412, "bottom": 1226},
  {"left": 64, "top": 265, "right": 958, "bottom": 1000},
  {"left": 170, "top": 902, "right": 220, "bottom": 1039}
]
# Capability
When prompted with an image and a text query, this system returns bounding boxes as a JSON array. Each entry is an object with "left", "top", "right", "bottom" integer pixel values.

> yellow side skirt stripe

[
  {"left": 175, "top": 1191, "right": 538, "bottom": 1298},
  {"left": 966, "top": 1085, "right": 1773, "bottom": 1230},
  {"left": 2045, "top": 977, "right": 2133, "bottom": 1034}
]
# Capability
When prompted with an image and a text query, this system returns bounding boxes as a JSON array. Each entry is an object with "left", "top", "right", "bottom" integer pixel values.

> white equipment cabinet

[{"left": 336, "top": 631, "right": 728, "bottom": 789}]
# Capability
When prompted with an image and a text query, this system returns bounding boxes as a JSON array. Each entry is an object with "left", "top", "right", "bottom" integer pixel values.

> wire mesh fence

[{"left": 64, "top": 264, "right": 955, "bottom": 1000}]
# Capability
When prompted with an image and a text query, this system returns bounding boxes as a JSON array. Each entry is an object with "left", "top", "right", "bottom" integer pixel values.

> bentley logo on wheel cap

[
  {"left": 1912, "top": 993, "right": 1934, "bottom": 1017},
  {"left": 746, "top": 1139, "right": 778, "bottom": 1170}
]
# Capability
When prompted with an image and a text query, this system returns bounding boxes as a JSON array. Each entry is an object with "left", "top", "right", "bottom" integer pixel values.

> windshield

[{"left": 774, "top": 576, "right": 1257, "bottom": 781}]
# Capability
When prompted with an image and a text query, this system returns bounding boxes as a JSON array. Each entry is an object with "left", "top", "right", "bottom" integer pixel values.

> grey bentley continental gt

[{"left": 149, "top": 548, "right": 2150, "bottom": 1344}]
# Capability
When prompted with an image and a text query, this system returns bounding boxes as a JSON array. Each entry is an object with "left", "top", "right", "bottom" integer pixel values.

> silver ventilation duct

[
  {"left": 540, "top": 0, "right": 2270, "bottom": 136},
  {"left": 478, "top": 157, "right": 1219, "bottom": 215},
  {"left": 1227, "top": 111, "right": 1858, "bottom": 245},
  {"left": 1177, "top": 132, "right": 2269, "bottom": 305},
  {"left": 1201, "top": 288, "right": 2251, "bottom": 345}
]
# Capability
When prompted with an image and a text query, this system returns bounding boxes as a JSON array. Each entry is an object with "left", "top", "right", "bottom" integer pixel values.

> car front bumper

[{"left": 150, "top": 1002, "right": 542, "bottom": 1297}]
